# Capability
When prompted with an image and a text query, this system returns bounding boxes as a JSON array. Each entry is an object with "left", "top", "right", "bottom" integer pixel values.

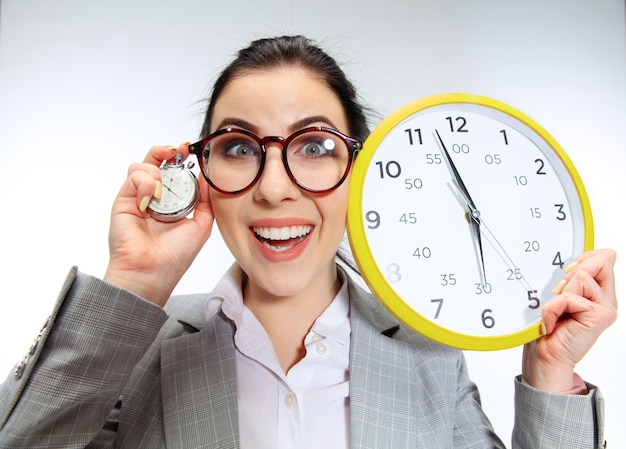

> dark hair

[{"left": 201, "top": 35, "right": 369, "bottom": 142}]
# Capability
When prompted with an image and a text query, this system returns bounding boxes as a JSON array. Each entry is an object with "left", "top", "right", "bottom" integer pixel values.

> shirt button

[
  {"left": 316, "top": 342, "right": 328, "bottom": 354},
  {"left": 311, "top": 332, "right": 323, "bottom": 342},
  {"left": 284, "top": 393, "right": 296, "bottom": 407}
]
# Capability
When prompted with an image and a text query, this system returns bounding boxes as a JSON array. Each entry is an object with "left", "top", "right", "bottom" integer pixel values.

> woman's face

[{"left": 208, "top": 68, "right": 351, "bottom": 301}]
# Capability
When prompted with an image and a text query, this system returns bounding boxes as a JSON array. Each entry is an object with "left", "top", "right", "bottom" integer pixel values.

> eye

[
  {"left": 298, "top": 137, "right": 336, "bottom": 157},
  {"left": 221, "top": 138, "right": 260, "bottom": 158}
]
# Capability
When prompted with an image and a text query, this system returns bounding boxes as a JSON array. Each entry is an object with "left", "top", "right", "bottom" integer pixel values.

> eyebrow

[{"left": 213, "top": 115, "right": 340, "bottom": 135}]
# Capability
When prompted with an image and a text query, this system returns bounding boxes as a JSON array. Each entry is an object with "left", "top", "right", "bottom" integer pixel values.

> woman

[{"left": 0, "top": 35, "right": 617, "bottom": 448}]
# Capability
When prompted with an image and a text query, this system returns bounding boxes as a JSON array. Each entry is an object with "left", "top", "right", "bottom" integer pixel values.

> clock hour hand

[
  {"left": 469, "top": 213, "right": 488, "bottom": 285},
  {"left": 434, "top": 130, "right": 487, "bottom": 284}
]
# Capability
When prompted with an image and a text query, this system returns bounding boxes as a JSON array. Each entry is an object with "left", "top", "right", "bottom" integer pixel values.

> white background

[{"left": 1, "top": 0, "right": 624, "bottom": 444}]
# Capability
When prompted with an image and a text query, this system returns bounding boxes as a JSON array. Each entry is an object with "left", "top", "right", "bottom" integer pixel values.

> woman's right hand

[{"left": 103, "top": 143, "right": 214, "bottom": 307}]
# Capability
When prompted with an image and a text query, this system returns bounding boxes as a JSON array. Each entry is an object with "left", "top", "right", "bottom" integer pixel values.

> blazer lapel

[
  {"left": 160, "top": 312, "right": 239, "bottom": 449},
  {"left": 348, "top": 279, "right": 417, "bottom": 449},
  {"left": 158, "top": 275, "right": 424, "bottom": 448}
]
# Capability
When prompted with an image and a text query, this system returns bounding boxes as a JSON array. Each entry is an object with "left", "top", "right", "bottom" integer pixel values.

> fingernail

[
  {"left": 563, "top": 260, "right": 580, "bottom": 273},
  {"left": 540, "top": 322, "right": 547, "bottom": 336},
  {"left": 154, "top": 180, "right": 162, "bottom": 200},
  {"left": 552, "top": 279, "right": 567, "bottom": 295},
  {"left": 163, "top": 145, "right": 176, "bottom": 151},
  {"left": 139, "top": 195, "right": 152, "bottom": 212},
  {"left": 180, "top": 141, "right": 191, "bottom": 147}
]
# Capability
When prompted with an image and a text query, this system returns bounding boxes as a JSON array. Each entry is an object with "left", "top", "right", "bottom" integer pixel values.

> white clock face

[
  {"left": 148, "top": 166, "right": 199, "bottom": 220},
  {"left": 350, "top": 99, "right": 591, "bottom": 349}
]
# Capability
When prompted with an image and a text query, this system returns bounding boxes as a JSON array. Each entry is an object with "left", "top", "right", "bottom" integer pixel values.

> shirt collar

[
  {"left": 203, "top": 263, "right": 243, "bottom": 322},
  {"left": 309, "top": 268, "right": 350, "bottom": 346},
  {"left": 204, "top": 264, "right": 351, "bottom": 346}
]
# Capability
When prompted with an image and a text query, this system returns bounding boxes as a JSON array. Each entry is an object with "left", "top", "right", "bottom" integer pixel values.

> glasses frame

[{"left": 188, "top": 126, "right": 363, "bottom": 195}]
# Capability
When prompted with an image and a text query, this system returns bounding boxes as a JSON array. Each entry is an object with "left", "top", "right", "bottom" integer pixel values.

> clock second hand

[
  {"left": 162, "top": 182, "right": 182, "bottom": 200},
  {"left": 473, "top": 215, "right": 536, "bottom": 294},
  {"left": 434, "top": 130, "right": 488, "bottom": 285}
]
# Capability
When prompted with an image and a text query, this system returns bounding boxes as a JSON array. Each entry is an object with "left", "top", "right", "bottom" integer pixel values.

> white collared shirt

[{"left": 205, "top": 265, "right": 351, "bottom": 449}]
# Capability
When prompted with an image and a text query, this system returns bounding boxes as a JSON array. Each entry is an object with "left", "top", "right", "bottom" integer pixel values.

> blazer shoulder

[{"left": 163, "top": 293, "right": 211, "bottom": 331}]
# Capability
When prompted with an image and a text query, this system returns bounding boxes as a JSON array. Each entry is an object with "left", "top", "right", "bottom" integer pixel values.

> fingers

[
  {"left": 553, "top": 269, "right": 599, "bottom": 302},
  {"left": 543, "top": 248, "right": 618, "bottom": 334},
  {"left": 564, "top": 248, "right": 616, "bottom": 281},
  {"left": 541, "top": 292, "right": 595, "bottom": 334},
  {"left": 558, "top": 249, "right": 617, "bottom": 308},
  {"left": 142, "top": 142, "right": 190, "bottom": 166},
  {"left": 126, "top": 167, "right": 162, "bottom": 212},
  {"left": 116, "top": 142, "right": 192, "bottom": 215}
]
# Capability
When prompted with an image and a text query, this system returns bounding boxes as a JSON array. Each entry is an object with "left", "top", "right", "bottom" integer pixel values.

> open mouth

[{"left": 252, "top": 225, "right": 313, "bottom": 252}]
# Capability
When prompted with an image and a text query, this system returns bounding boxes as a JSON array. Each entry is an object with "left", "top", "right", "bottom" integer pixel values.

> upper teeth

[{"left": 253, "top": 225, "right": 312, "bottom": 240}]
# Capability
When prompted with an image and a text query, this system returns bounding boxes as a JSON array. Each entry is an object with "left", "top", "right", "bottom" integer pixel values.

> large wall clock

[{"left": 347, "top": 93, "right": 593, "bottom": 350}]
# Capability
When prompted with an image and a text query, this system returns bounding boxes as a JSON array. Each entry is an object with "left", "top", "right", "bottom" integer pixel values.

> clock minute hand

[
  {"left": 434, "top": 130, "right": 477, "bottom": 209},
  {"left": 434, "top": 130, "right": 487, "bottom": 285}
]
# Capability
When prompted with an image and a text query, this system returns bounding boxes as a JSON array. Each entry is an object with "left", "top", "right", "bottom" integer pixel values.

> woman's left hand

[{"left": 522, "top": 248, "right": 618, "bottom": 392}]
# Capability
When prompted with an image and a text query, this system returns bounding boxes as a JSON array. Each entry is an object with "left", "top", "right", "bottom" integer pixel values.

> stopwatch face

[
  {"left": 347, "top": 94, "right": 593, "bottom": 350},
  {"left": 148, "top": 164, "right": 199, "bottom": 222}
]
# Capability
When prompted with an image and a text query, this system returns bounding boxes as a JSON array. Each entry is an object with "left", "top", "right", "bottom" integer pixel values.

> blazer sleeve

[
  {"left": 512, "top": 376, "right": 605, "bottom": 449},
  {"left": 0, "top": 268, "right": 168, "bottom": 449}
]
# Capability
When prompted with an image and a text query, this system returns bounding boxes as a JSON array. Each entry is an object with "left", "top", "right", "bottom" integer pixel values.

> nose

[{"left": 253, "top": 144, "right": 301, "bottom": 204}]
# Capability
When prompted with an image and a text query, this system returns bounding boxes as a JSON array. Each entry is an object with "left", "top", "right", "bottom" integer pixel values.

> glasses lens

[
  {"left": 286, "top": 130, "right": 351, "bottom": 191},
  {"left": 202, "top": 131, "right": 262, "bottom": 193}
]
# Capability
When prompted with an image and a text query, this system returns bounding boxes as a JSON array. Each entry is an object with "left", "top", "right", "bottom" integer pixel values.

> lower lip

[{"left": 250, "top": 229, "right": 313, "bottom": 262}]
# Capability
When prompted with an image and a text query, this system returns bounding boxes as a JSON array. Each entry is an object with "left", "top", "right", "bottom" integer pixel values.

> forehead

[{"left": 210, "top": 68, "right": 348, "bottom": 134}]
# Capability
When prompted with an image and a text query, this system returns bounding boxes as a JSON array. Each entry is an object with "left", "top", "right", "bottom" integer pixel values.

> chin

[{"left": 243, "top": 257, "right": 335, "bottom": 299}]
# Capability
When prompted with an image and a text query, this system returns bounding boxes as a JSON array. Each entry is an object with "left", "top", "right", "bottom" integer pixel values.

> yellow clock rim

[{"left": 346, "top": 93, "right": 594, "bottom": 351}]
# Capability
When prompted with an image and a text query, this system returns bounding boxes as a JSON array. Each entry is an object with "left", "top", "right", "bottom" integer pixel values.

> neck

[{"left": 243, "top": 265, "right": 341, "bottom": 373}]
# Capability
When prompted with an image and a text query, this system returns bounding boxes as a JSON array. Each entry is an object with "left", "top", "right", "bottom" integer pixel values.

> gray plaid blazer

[{"left": 0, "top": 267, "right": 605, "bottom": 448}]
